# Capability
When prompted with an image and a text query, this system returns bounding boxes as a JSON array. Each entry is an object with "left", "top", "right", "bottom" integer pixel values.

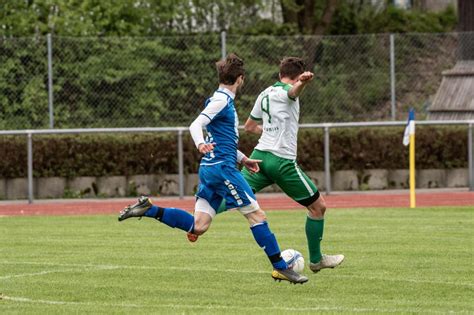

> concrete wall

[{"left": 0, "top": 168, "right": 469, "bottom": 200}]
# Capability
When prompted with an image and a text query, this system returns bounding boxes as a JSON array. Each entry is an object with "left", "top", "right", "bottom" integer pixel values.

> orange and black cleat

[{"left": 187, "top": 232, "right": 199, "bottom": 242}]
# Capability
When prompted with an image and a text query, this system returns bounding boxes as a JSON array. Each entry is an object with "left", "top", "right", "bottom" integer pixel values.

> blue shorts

[{"left": 196, "top": 163, "right": 257, "bottom": 213}]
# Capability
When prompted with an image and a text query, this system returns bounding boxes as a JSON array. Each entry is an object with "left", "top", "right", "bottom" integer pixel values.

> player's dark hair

[
  {"left": 216, "top": 53, "right": 245, "bottom": 85},
  {"left": 279, "top": 57, "right": 306, "bottom": 80}
]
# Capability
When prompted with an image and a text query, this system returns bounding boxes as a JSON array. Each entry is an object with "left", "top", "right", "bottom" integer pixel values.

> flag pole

[
  {"left": 409, "top": 124, "right": 416, "bottom": 208},
  {"left": 403, "top": 109, "right": 416, "bottom": 208}
]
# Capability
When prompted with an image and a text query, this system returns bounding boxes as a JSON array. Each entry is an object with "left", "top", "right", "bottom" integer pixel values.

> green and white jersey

[{"left": 250, "top": 81, "right": 299, "bottom": 160}]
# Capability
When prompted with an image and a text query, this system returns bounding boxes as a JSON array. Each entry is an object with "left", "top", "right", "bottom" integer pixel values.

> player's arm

[
  {"left": 288, "top": 71, "right": 314, "bottom": 99},
  {"left": 237, "top": 150, "right": 262, "bottom": 173},
  {"left": 189, "top": 99, "right": 226, "bottom": 154},
  {"left": 245, "top": 93, "right": 263, "bottom": 135},
  {"left": 189, "top": 115, "right": 214, "bottom": 154},
  {"left": 244, "top": 117, "right": 262, "bottom": 135}
]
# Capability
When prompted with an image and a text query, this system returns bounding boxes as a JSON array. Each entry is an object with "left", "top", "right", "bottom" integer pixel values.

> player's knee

[
  {"left": 193, "top": 222, "right": 209, "bottom": 235},
  {"left": 245, "top": 209, "right": 267, "bottom": 225},
  {"left": 193, "top": 212, "right": 212, "bottom": 235},
  {"left": 255, "top": 209, "right": 267, "bottom": 222},
  {"left": 319, "top": 199, "right": 327, "bottom": 214},
  {"left": 308, "top": 198, "right": 326, "bottom": 218}
]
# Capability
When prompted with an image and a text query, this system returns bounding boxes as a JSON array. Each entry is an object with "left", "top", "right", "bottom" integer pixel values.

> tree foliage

[
  {"left": 0, "top": 0, "right": 268, "bottom": 37},
  {"left": 0, "top": 1, "right": 459, "bottom": 130},
  {"left": 0, "top": 1, "right": 457, "bottom": 37}
]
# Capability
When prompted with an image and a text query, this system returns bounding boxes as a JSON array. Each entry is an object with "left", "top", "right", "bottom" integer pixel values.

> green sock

[{"left": 305, "top": 216, "right": 324, "bottom": 263}]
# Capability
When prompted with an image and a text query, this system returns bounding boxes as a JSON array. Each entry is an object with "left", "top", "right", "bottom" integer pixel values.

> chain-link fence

[{"left": 0, "top": 32, "right": 471, "bottom": 130}]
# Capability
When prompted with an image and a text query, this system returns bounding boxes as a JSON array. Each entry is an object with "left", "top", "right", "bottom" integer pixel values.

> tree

[
  {"left": 0, "top": 0, "right": 157, "bottom": 36},
  {"left": 280, "top": 0, "right": 339, "bottom": 34},
  {"left": 0, "top": 0, "right": 265, "bottom": 37},
  {"left": 277, "top": 0, "right": 339, "bottom": 69}
]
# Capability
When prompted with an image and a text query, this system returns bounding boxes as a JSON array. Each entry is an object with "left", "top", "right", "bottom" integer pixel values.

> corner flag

[
  {"left": 403, "top": 109, "right": 416, "bottom": 208},
  {"left": 403, "top": 109, "right": 415, "bottom": 146}
]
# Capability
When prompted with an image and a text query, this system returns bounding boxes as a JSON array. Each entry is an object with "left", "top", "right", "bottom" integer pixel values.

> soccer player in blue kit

[{"left": 118, "top": 53, "right": 308, "bottom": 284}]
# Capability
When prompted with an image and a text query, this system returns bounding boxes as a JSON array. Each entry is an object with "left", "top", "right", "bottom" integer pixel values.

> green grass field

[{"left": 1, "top": 206, "right": 473, "bottom": 314}]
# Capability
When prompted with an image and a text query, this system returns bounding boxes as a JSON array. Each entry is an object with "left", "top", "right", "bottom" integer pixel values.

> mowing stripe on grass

[
  {"left": 2, "top": 260, "right": 472, "bottom": 288},
  {"left": 0, "top": 260, "right": 267, "bottom": 275},
  {"left": 0, "top": 295, "right": 456, "bottom": 314},
  {"left": 333, "top": 274, "right": 474, "bottom": 288}
]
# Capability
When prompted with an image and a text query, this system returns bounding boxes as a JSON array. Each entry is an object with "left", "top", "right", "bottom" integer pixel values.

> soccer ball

[{"left": 281, "top": 249, "right": 305, "bottom": 273}]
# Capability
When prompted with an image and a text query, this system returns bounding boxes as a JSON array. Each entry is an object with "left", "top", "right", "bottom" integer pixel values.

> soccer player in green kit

[{"left": 242, "top": 57, "right": 344, "bottom": 273}]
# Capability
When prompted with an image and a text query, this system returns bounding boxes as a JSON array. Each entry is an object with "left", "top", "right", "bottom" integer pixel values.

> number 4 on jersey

[{"left": 261, "top": 95, "right": 272, "bottom": 123}]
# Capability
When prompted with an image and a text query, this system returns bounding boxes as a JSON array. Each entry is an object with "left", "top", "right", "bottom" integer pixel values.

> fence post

[
  {"left": 178, "top": 129, "right": 184, "bottom": 199},
  {"left": 220, "top": 31, "right": 226, "bottom": 59},
  {"left": 27, "top": 132, "right": 34, "bottom": 204},
  {"left": 47, "top": 33, "right": 54, "bottom": 128},
  {"left": 469, "top": 123, "right": 473, "bottom": 191},
  {"left": 390, "top": 33, "right": 396, "bottom": 120},
  {"left": 324, "top": 126, "right": 331, "bottom": 195}
]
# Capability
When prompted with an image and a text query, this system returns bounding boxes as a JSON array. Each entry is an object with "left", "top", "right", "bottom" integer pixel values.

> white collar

[{"left": 217, "top": 87, "right": 235, "bottom": 100}]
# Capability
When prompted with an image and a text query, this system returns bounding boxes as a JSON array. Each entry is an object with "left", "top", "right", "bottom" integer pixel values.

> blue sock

[
  {"left": 250, "top": 221, "right": 288, "bottom": 270},
  {"left": 144, "top": 205, "right": 194, "bottom": 233}
]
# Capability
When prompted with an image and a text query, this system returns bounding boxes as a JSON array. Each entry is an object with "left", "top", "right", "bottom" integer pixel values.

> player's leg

[
  {"left": 215, "top": 150, "right": 274, "bottom": 213},
  {"left": 272, "top": 157, "right": 344, "bottom": 272},
  {"left": 220, "top": 164, "right": 307, "bottom": 284},
  {"left": 303, "top": 193, "right": 326, "bottom": 265},
  {"left": 187, "top": 164, "right": 232, "bottom": 241},
  {"left": 244, "top": 208, "right": 287, "bottom": 271},
  {"left": 118, "top": 196, "right": 195, "bottom": 233},
  {"left": 305, "top": 195, "right": 344, "bottom": 272},
  {"left": 241, "top": 149, "right": 275, "bottom": 193},
  {"left": 244, "top": 208, "right": 307, "bottom": 284},
  {"left": 213, "top": 169, "right": 271, "bottom": 213},
  {"left": 118, "top": 166, "right": 219, "bottom": 236},
  {"left": 186, "top": 196, "right": 219, "bottom": 242}
]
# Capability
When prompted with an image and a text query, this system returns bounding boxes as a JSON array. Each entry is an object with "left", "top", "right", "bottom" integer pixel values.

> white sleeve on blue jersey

[
  {"left": 189, "top": 115, "right": 208, "bottom": 149},
  {"left": 189, "top": 98, "right": 228, "bottom": 149},
  {"left": 200, "top": 98, "right": 227, "bottom": 121},
  {"left": 236, "top": 150, "right": 247, "bottom": 163},
  {"left": 250, "top": 93, "right": 263, "bottom": 121}
]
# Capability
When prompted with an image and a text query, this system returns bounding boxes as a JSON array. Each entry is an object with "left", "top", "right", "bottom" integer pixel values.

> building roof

[{"left": 427, "top": 60, "right": 474, "bottom": 120}]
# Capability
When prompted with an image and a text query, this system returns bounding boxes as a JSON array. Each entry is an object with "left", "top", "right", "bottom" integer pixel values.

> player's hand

[
  {"left": 198, "top": 143, "right": 215, "bottom": 154},
  {"left": 298, "top": 71, "right": 314, "bottom": 82},
  {"left": 242, "top": 157, "right": 262, "bottom": 174}
]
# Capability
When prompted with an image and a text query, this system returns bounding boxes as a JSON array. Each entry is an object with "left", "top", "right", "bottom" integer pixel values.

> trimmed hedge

[{"left": 0, "top": 126, "right": 467, "bottom": 178}]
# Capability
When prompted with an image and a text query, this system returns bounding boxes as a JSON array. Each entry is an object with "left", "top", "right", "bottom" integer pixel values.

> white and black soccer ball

[{"left": 281, "top": 249, "right": 305, "bottom": 273}]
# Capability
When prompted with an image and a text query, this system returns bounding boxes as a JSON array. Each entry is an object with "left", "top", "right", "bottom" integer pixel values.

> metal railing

[{"left": 1, "top": 120, "right": 473, "bottom": 204}]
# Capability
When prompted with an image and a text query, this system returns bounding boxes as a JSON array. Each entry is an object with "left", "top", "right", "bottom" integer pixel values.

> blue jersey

[
  {"left": 193, "top": 87, "right": 258, "bottom": 212},
  {"left": 200, "top": 88, "right": 239, "bottom": 166}
]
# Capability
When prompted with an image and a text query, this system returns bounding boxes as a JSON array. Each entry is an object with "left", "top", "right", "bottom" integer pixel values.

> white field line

[
  {"left": 0, "top": 295, "right": 463, "bottom": 314},
  {"left": 1, "top": 260, "right": 472, "bottom": 288},
  {"left": 332, "top": 274, "right": 474, "bottom": 288},
  {"left": 0, "top": 261, "right": 266, "bottom": 275},
  {"left": 0, "top": 269, "right": 77, "bottom": 280},
  {"left": 0, "top": 265, "right": 120, "bottom": 280},
  {"left": 1, "top": 295, "right": 139, "bottom": 307}
]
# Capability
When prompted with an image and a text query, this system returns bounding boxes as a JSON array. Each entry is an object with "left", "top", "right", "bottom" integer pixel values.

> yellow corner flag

[{"left": 403, "top": 109, "right": 416, "bottom": 208}]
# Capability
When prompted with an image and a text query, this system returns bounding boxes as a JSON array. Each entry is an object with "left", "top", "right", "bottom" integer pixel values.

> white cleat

[{"left": 309, "top": 254, "right": 345, "bottom": 273}]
